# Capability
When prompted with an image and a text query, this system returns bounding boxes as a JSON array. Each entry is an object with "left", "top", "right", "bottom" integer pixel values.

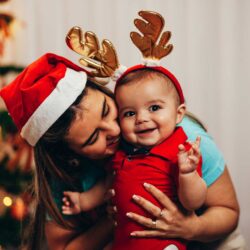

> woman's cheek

[
  {"left": 109, "top": 98, "right": 119, "bottom": 119},
  {"left": 94, "top": 138, "right": 107, "bottom": 155},
  {"left": 80, "top": 139, "right": 106, "bottom": 159}
]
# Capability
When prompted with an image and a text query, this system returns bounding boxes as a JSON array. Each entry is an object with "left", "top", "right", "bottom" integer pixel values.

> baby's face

[{"left": 115, "top": 76, "right": 185, "bottom": 148}]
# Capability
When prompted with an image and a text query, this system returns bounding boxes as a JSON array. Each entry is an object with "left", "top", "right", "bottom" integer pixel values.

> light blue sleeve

[
  {"left": 177, "top": 116, "right": 225, "bottom": 187},
  {"left": 81, "top": 165, "right": 106, "bottom": 191},
  {"left": 47, "top": 164, "right": 106, "bottom": 221}
]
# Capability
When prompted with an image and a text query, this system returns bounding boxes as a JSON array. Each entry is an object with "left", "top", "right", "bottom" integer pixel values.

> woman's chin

[
  {"left": 106, "top": 140, "right": 120, "bottom": 154},
  {"left": 90, "top": 150, "right": 117, "bottom": 160},
  {"left": 105, "top": 146, "right": 119, "bottom": 157}
]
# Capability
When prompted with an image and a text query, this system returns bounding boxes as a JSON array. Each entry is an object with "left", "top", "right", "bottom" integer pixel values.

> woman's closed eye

[
  {"left": 102, "top": 98, "right": 110, "bottom": 118},
  {"left": 81, "top": 129, "right": 100, "bottom": 148},
  {"left": 83, "top": 97, "right": 111, "bottom": 148},
  {"left": 86, "top": 129, "right": 100, "bottom": 146},
  {"left": 149, "top": 104, "right": 161, "bottom": 112}
]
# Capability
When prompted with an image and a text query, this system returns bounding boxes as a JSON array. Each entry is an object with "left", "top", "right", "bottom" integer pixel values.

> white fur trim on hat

[
  {"left": 142, "top": 58, "right": 161, "bottom": 66},
  {"left": 20, "top": 68, "right": 87, "bottom": 146}
]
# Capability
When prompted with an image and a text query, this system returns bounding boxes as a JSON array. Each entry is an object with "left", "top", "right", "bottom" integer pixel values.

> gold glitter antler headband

[
  {"left": 66, "top": 26, "right": 120, "bottom": 79},
  {"left": 131, "top": 10, "right": 173, "bottom": 60}
]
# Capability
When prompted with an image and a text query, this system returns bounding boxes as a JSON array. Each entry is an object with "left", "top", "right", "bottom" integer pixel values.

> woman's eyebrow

[
  {"left": 101, "top": 97, "right": 107, "bottom": 118},
  {"left": 81, "top": 97, "right": 106, "bottom": 148}
]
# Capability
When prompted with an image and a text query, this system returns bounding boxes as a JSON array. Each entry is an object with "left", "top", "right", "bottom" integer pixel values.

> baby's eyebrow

[{"left": 146, "top": 99, "right": 166, "bottom": 105}]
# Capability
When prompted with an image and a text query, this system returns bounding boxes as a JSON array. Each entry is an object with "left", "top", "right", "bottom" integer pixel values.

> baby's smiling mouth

[{"left": 136, "top": 128, "right": 156, "bottom": 134}]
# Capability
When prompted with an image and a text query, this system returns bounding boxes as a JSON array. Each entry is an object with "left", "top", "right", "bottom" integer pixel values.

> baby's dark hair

[{"left": 115, "top": 68, "right": 181, "bottom": 106}]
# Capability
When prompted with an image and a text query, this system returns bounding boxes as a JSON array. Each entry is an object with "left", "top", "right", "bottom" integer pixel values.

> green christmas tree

[
  {"left": 0, "top": 1, "right": 34, "bottom": 248},
  {"left": 0, "top": 111, "right": 33, "bottom": 249}
]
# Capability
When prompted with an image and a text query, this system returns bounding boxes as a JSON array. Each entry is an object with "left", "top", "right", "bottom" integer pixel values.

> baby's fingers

[
  {"left": 188, "top": 155, "right": 200, "bottom": 165},
  {"left": 195, "top": 136, "right": 201, "bottom": 146},
  {"left": 62, "top": 197, "right": 70, "bottom": 206},
  {"left": 178, "top": 144, "right": 185, "bottom": 153},
  {"left": 63, "top": 191, "right": 73, "bottom": 197},
  {"left": 190, "top": 137, "right": 201, "bottom": 155},
  {"left": 62, "top": 206, "right": 73, "bottom": 215}
]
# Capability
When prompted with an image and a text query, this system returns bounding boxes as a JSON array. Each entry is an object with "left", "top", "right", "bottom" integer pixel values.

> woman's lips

[{"left": 107, "top": 137, "right": 120, "bottom": 147}]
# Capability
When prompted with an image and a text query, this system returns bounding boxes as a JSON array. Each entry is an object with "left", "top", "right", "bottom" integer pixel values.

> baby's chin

[{"left": 136, "top": 138, "right": 166, "bottom": 149}]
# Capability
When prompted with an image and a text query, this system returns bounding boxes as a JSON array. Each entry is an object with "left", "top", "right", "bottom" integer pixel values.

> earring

[{"left": 69, "top": 158, "right": 80, "bottom": 167}]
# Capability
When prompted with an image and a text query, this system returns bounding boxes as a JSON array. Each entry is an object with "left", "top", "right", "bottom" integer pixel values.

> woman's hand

[
  {"left": 105, "top": 189, "right": 118, "bottom": 225},
  {"left": 126, "top": 183, "right": 201, "bottom": 240}
]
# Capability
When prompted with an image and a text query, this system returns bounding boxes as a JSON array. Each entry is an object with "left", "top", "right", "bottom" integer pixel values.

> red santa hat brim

[{"left": 0, "top": 53, "right": 89, "bottom": 146}]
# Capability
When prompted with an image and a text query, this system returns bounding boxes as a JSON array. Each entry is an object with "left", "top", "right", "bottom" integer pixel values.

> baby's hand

[
  {"left": 178, "top": 136, "right": 201, "bottom": 174},
  {"left": 62, "top": 191, "right": 81, "bottom": 215}
]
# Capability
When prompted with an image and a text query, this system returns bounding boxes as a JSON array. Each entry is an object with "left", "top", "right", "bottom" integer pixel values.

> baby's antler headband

[
  {"left": 66, "top": 11, "right": 184, "bottom": 103},
  {"left": 116, "top": 10, "right": 185, "bottom": 104},
  {"left": 66, "top": 26, "right": 124, "bottom": 84},
  {"left": 131, "top": 10, "right": 173, "bottom": 63}
]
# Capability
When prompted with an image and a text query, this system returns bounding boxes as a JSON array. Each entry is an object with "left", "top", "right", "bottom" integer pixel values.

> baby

[{"left": 62, "top": 66, "right": 207, "bottom": 250}]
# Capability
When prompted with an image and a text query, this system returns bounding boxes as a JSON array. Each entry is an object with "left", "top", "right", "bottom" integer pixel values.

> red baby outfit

[{"left": 111, "top": 127, "right": 202, "bottom": 250}]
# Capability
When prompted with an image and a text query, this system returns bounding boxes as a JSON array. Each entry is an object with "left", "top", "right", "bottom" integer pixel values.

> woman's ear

[{"left": 176, "top": 104, "right": 186, "bottom": 124}]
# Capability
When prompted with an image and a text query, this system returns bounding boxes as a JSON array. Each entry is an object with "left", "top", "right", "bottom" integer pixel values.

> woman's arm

[
  {"left": 192, "top": 166, "right": 239, "bottom": 241},
  {"left": 45, "top": 216, "right": 113, "bottom": 250},
  {"left": 126, "top": 166, "right": 239, "bottom": 242}
]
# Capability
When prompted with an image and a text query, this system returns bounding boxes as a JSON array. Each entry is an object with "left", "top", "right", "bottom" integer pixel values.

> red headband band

[{"left": 115, "top": 64, "right": 185, "bottom": 104}]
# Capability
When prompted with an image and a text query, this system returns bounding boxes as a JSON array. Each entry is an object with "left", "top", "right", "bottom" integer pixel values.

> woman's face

[{"left": 66, "top": 87, "right": 120, "bottom": 160}]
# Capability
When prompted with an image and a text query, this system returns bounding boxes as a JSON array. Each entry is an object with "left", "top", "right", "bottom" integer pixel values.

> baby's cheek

[
  {"left": 123, "top": 133, "right": 137, "bottom": 146},
  {"left": 120, "top": 120, "right": 137, "bottom": 142},
  {"left": 120, "top": 120, "right": 129, "bottom": 134}
]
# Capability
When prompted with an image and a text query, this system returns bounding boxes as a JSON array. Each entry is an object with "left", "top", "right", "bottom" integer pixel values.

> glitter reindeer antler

[
  {"left": 130, "top": 11, "right": 173, "bottom": 60},
  {"left": 66, "top": 26, "right": 119, "bottom": 79}
]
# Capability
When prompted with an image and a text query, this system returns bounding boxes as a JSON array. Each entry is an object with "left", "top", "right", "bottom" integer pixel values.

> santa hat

[{"left": 0, "top": 53, "right": 90, "bottom": 146}]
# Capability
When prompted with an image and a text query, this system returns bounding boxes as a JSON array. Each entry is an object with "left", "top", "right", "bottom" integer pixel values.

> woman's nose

[{"left": 101, "top": 119, "right": 120, "bottom": 137}]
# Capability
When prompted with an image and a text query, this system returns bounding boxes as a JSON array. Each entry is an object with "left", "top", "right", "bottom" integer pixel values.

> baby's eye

[
  {"left": 149, "top": 105, "right": 161, "bottom": 112},
  {"left": 124, "top": 111, "right": 135, "bottom": 117}
]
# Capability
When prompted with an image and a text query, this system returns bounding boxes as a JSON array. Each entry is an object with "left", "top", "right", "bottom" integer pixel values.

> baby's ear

[{"left": 176, "top": 104, "right": 186, "bottom": 124}]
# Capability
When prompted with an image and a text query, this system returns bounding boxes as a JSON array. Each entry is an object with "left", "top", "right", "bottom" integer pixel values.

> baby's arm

[
  {"left": 62, "top": 176, "right": 112, "bottom": 215},
  {"left": 177, "top": 136, "right": 207, "bottom": 211},
  {"left": 62, "top": 191, "right": 82, "bottom": 215}
]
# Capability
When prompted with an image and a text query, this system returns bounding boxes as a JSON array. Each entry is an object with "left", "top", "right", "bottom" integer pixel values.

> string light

[{"left": 3, "top": 196, "right": 12, "bottom": 207}]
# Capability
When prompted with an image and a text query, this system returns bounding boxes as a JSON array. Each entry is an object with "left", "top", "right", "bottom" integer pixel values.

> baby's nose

[{"left": 135, "top": 111, "right": 149, "bottom": 125}]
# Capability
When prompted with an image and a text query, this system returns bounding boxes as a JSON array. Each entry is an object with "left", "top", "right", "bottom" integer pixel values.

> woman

[
  {"left": 0, "top": 53, "right": 242, "bottom": 250},
  {"left": 0, "top": 53, "right": 119, "bottom": 250}
]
